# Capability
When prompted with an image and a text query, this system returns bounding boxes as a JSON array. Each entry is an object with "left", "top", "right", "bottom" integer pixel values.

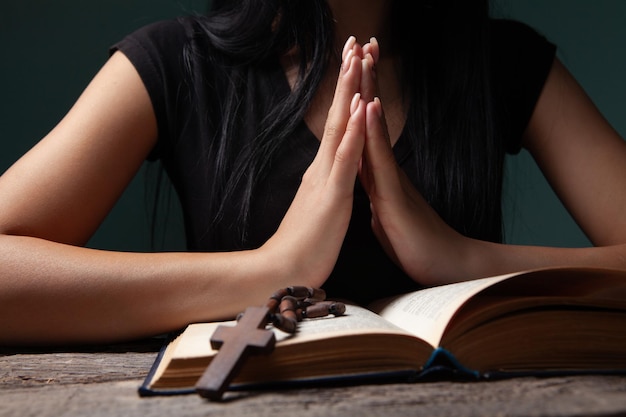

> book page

[
  {"left": 371, "top": 274, "right": 514, "bottom": 347},
  {"left": 172, "top": 304, "right": 412, "bottom": 360}
]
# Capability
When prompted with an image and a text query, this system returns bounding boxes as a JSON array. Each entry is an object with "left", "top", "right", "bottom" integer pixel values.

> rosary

[{"left": 194, "top": 286, "right": 346, "bottom": 401}]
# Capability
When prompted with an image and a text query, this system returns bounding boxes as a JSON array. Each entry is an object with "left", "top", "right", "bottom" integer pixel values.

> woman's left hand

[{"left": 358, "top": 39, "right": 473, "bottom": 286}]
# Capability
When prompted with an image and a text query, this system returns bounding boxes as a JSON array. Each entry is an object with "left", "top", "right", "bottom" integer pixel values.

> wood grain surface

[{"left": 2, "top": 341, "right": 626, "bottom": 417}]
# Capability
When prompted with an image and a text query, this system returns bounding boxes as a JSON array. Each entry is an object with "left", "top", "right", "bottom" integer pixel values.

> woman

[{"left": 1, "top": 0, "right": 625, "bottom": 345}]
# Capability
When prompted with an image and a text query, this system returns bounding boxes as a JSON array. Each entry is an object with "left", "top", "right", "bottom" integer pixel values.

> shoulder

[
  {"left": 490, "top": 18, "right": 552, "bottom": 44},
  {"left": 111, "top": 17, "right": 206, "bottom": 52},
  {"left": 488, "top": 18, "right": 556, "bottom": 87},
  {"left": 109, "top": 17, "right": 213, "bottom": 75},
  {"left": 108, "top": 17, "right": 228, "bottom": 160}
]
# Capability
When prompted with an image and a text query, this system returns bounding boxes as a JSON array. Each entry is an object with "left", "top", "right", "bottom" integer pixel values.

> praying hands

[{"left": 264, "top": 36, "right": 473, "bottom": 291}]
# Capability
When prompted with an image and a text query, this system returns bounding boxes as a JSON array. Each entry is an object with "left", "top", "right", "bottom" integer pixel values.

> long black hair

[{"left": 176, "top": 0, "right": 504, "bottom": 247}]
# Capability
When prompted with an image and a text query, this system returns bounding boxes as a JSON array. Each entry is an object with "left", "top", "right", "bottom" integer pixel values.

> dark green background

[{"left": 1, "top": 1, "right": 625, "bottom": 251}]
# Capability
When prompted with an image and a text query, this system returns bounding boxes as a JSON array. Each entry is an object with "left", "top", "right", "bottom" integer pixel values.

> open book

[{"left": 139, "top": 267, "right": 626, "bottom": 396}]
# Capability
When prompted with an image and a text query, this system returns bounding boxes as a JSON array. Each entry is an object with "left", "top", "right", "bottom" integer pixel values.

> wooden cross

[{"left": 195, "top": 306, "right": 276, "bottom": 400}]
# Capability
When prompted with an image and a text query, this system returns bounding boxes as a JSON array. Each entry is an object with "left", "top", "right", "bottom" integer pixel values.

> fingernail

[
  {"left": 342, "top": 36, "right": 356, "bottom": 61},
  {"left": 365, "top": 53, "right": 376, "bottom": 75},
  {"left": 369, "top": 37, "right": 380, "bottom": 63},
  {"left": 343, "top": 49, "right": 355, "bottom": 73},
  {"left": 374, "top": 97, "right": 383, "bottom": 118},
  {"left": 351, "top": 93, "right": 361, "bottom": 115}
]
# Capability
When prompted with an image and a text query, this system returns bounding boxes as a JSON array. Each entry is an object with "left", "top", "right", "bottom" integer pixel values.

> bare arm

[
  {"left": 360, "top": 51, "right": 626, "bottom": 285},
  {"left": 0, "top": 52, "right": 271, "bottom": 345},
  {"left": 0, "top": 44, "right": 367, "bottom": 346},
  {"left": 467, "top": 58, "right": 626, "bottom": 272},
  {"left": 523, "top": 59, "right": 626, "bottom": 247}
]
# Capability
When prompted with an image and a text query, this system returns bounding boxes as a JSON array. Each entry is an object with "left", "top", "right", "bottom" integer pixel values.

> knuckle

[
  {"left": 301, "top": 168, "right": 314, "bottom": 184},
  {"left": 301, "top": 167, "right": 321, "bottom": 188},
  {"left": 334, "top": 148, "right": 349, "bottom": 164},
  {"left": 323, "top": 123, "right": 340, "bottom": 139}
]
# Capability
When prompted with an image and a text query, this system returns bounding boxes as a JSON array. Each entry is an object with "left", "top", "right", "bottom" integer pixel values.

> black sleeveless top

[{"left": 111, "top": 17, "right": 556, "bottom": 304}]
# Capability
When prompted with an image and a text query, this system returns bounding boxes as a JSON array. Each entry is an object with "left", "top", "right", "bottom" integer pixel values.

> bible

[{"left": 139, "top": 266, "right": 626, "bottom": 396}]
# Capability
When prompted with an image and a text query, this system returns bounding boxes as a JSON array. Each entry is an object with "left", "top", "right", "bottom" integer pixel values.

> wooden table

[{"left": 2, "top": 339, "right": 626, "bottom": 417}]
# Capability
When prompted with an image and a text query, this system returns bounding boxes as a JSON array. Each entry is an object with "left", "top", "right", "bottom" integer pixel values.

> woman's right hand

[
  {"left": 260, "top": 38, "right": 367, "bottom": 289},
  {"left": 0, "top": 37, "right": 366, "bottom": 345}
]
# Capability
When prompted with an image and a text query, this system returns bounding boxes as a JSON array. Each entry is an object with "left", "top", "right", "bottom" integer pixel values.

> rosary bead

[
  {"left": 266, "top": 287, "right": 346, "bottom": 333},
  {"left": 271, "top": 313, "right": 298, "bottom": 333},
  {"left": 286, "top": 286, "right": 326, "bottom": 301},
  {"left": 279, "top": 296, "right": 298, "bottom": 316},
  {"left": 328, "top": 301, "right": 346, "bottom": 316},
  {"left": 267, "top": 288, "right": 290, "bottom": 309},
  {"left": 302, "top": 301, "right": 347, "bottom": 318}
]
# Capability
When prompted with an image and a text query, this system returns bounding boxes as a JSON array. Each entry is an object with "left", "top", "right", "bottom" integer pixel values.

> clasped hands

[{"left": 264, "top": 37, "right": 470, "bottom": 289}]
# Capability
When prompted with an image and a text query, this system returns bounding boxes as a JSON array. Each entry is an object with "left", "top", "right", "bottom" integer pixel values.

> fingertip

[
  {"left": 342, "top": 49, "right": 354, "bottom": 73},
  {"left": 342, "top": 36, "right": 356, "bottom": 61},
  {"left": 350, "top": 93, "right": 361, "bottom": 115},
  {"left": 372, "top": 97, "right": 383, "bottom": 118},
  {"left": 353, "top": 41, "right": 363, "bottom": 58},
  {"left": 364, "top": 53, "right": 375, "bottom": 71},
  {"left": 369, "top": 37, "right": 380, "bottom": 63}
]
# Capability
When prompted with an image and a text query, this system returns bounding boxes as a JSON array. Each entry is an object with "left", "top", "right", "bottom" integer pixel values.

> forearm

[
  {"left": 0, "top": 37, "right": 367, "bottom": 347},
  {"left": 458, "top": 238, "right": 626, "bottom": 283},
  {"left": 0, "top": 234, "right": 285, "bottom": 346}
]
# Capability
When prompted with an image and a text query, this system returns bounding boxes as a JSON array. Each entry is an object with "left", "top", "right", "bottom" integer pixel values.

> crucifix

[
  {"left": 195, "top": 305, "right": 275, "bottom": 400},
  {"left": 194, "top": 286, "right": 346, "bottom": 401}
]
